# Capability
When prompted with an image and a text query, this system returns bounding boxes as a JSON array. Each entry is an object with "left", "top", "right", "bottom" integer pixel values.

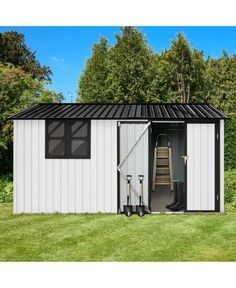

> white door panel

[
  {"left": 187, "top": 123, "right": 215, "bottom": 211},
  {"left": 119, "top": 123, "right": 149, "bottom": 212}
]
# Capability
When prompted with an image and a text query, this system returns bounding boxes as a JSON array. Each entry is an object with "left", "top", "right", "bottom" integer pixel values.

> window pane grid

[{"left": 46, "top": 120, "right": 90, "bottom": 159}]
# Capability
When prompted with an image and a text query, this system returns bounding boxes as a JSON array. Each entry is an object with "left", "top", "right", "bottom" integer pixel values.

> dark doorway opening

[{"left": 151, "top": 122, "right": 186, "bottom": 212}]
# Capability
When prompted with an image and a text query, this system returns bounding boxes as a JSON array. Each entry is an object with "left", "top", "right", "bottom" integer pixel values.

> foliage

[
  {"left": 224, "top": 169, "right": 236, "bottom": 208},
  {"left": 0, "top": 31, "right": 63, "bottom": 174},
  {"left": 79, "top": 27, "right": 156, "bottom": 103},
  {"left": 0, "top": 31, "right": 51, "bottom": 81},
  {"left": 39, "top": 89, "right": 64, "bottom": 104},
  {"left": 78, "top": 37, "right": 110, "bottom": 103},
  {"left": 224, "top": 168, "right": 236, "bottom": 212},
  {"left": 224, "top": 202, "right": 236, "bottom": 212},
  {"left": 77, "top": 27, "right": 236, "bottom": 114},
  {"left": 205, "top": 52, "right": 236, "bottom": 114},
  {"left": 0, "top": 174, "right": 13, "bottom": 203},
  {"left": 148, "top": 34, "right": 206, "bottom": 103},
  {"left": 106, "top": 27, "right": 155, "bottom": 103},
  {"left": 224, "top": 112, "right": 236, "bottom": 170},
  {"left": 0, "top": 63, "right": 63, "bottom": 173}
]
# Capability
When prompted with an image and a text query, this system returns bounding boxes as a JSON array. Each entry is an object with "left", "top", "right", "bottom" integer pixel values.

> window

[{"left": 45, "top": 120, "right": 91, "bottom": 159}]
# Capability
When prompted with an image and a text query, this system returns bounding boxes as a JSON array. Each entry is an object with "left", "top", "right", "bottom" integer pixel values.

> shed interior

[{"left": 151, "top": 123, "right": 186, "bottom": 212}]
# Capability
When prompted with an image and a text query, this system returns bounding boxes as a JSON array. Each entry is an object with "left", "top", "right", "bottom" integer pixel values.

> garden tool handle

[
  {"left": 139, "top": 176, "right": 144, "bottom": 205},
  {"left": 128, "top": 182, "right": 131, "bottom": 205}
]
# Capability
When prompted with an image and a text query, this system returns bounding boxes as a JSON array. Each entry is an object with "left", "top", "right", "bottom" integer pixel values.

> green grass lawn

[{"left": 0, "top": 203, "right": 235, "bottom": 261}]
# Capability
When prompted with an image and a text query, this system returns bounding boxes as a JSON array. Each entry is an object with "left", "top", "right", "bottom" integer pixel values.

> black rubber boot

[
  {"left": 166, "top": 181, "right": 179, "bottom": 209},
  {"left": 169, "top": 181, "right": 185, "bottom": 211}
]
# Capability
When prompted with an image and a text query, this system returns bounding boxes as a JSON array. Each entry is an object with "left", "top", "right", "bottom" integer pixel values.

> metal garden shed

[{"left": 10, "top": 103, "right": 226, "bottom": 214}]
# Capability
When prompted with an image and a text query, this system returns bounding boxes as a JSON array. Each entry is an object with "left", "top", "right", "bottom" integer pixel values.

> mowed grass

[{"left": 0, "top": 203, "right": 235, "bottom": 261}]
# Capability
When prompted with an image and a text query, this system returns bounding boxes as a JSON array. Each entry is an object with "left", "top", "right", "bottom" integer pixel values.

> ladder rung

[
  {"left": 156, "top": 174, "right": 170, "bottom": 177},
  {"left": 157, "top": 168, "right": 169, "bottom": 172}
]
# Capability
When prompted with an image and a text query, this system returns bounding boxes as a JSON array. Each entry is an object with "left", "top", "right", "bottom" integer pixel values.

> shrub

[
  {"left": 224, "top": 202, "right": 235, "bottom": 212},
  {"left": 224, "top": 169, "right": 236, "bottom": 211},
  {"left": 224, "top": 112, "right": 236, "bottom": 170},
  {"left": 0, "top": 173, "right": 13, "bottom": 203}
]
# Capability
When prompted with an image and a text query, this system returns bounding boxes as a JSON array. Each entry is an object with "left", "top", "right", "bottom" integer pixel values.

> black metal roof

[{"left": 9, "top": 103, "right": 226, "bottom": 120}]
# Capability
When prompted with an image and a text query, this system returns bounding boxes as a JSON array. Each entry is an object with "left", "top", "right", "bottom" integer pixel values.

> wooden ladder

[{"left": 152, "top": 134, "right": 173, "bottom": 192}]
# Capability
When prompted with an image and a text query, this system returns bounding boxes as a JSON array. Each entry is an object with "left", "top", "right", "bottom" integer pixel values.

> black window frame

[{"left": 45, "top": 119, "right": 91, "bottom": 159}]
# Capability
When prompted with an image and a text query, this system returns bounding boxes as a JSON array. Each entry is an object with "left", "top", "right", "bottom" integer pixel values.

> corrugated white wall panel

[
  {"left": 119, "top": 123, "right": 149, "bottom": 212},
  {"left": 31, "top": 120, "right": 39, "bottom": 212},
  {"left": 24, "top": 120, "right": 31, "bottom": 212},
  {"left": 38, "top": 120, "right": 46, "bottom": 212},
  {"left": 68, "top": 160, "right": 75, "bottom": 213},
  {"left": 111, "top": 120, "right": 118, "bottom": 212},
  {"left": 13, "top": 120, "right": 117, "bottom": 213},
  {"left": 60, "top": 160, "right": 68, "bottom": 213},
  {"left": 53, "top": 159, "right": 61, "bottom": 212},
  {"left": 220, "top": 120, "right": 224, "bottom": 213},
  {"left": 187, "top": 123, "right": 215, "bottom": 211},
  {"left": 13, "top": 120, "right": 17, "bottom": 213},
  {"left": 15, "top": 120, "right": 25, "bottom": 213}
]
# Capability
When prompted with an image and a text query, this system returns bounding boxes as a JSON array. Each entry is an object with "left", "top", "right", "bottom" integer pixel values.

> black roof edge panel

[
  {"left": 9, "top": 103, "right": 227, "bottom": 120},
  {"left": 9, "top": 117, "right": 227, "bottom": 121},
  {"left": 208, "top": 104, "right": 227, "bottom": 118},
  {"left": 9, "top": 104, "right": 40, "bottom": 119},
  {"left": 8, "top": 102, "right": 226, "bottom": 105}
]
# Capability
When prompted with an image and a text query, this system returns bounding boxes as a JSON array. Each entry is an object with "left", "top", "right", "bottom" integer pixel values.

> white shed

[{"left": 10, "top": 103, "right": 226, "bottom": 214}]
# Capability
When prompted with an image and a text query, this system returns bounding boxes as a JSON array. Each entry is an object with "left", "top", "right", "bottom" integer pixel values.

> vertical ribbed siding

[
  {"left": 13, "top": 120, "right": 117, "bottom": 213},
  {"left": 13, "top": 120, "right": 17, "bottom": 213},
  {"left": 187, "top": 123, "right": 215, "bottom": 211},
  {"left": 220, "top": 120, "right": 224, "bottom": 213},
  {"left": 119, "top": 123, "right": 149, "bottom": 212}
]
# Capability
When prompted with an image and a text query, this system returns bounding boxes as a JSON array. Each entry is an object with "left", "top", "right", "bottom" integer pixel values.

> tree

[
  {"left": 78, "top": 27, "right": 156, "bottom": 103},
  {"left": 39, "top": 89, "right": 64, "bottom": 103},
  {"left": 0, "top": 63, "right": 63, "bottom": 173},
  {"left": 148, "top": 33, "right": 206, "bottom": 103},
  {"left": 205, "top": 51, "right": 236, "bottom": 113},
  {"left": 77, "top": 27, "right": 236, "bottom": 111},
  {"left": 106, "top": 27, "right": 155, "bottom": 103},
  {"left": 0, "top": 31, "right": 52, "bottom": 81},
  {"left": 78, "top": 37, "right": 110, "bottom": 103}
]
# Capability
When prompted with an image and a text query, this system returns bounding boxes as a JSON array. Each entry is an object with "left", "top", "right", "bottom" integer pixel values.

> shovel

[
  {"left": 136, "top": 175, "right": 145, "bottom": 217},
  {"left": 124, "top": 175, "right": 133, "bottom": 217}
]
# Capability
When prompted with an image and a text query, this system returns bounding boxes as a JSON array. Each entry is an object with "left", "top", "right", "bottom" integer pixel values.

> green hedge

[
  {"left": 224, "top": 169, "right": 236, "bottom": 211},
  {"left": 0, "top": 173, "right": 13, "bottom": 203},
  {"left": 224, "top": 112, "right": 236, "bottom": 170}
]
